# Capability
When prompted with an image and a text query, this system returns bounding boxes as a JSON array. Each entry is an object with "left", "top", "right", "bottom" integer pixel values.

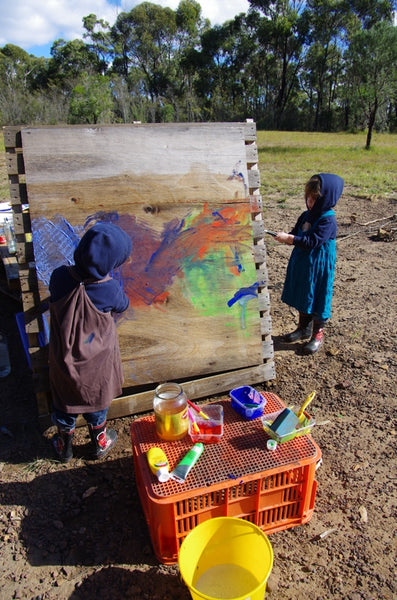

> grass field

[
  {"left": 1, "top": 129, "right": 396, "bottom": 205},
  {"left": 257, "top": 130, "right": 397, "bottom": 201}
]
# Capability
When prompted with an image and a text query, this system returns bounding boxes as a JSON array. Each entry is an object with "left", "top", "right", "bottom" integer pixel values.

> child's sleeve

[{"left": 111, "top": 282, "right": 130, "bottom": 313}]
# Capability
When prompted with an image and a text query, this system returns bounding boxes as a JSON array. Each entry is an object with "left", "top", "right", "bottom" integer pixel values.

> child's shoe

[
  {"left": 52, "top": 429, "right": 74, "bottom": 463},
  {"left": 303, "top": 328, "right": 324, "bottom": 355},
  {"left": 284, "top": 324, "right": 312, "bottom": 343},
  {"left": 88, "top": 422, "right": 117, "bottom": 459}
]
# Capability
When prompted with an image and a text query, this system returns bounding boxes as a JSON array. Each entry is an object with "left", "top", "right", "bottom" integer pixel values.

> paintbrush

[
  {"left": 270, "top": 391, "right": 316, "bottom": 437},
  {"left": 187, "top": 408, "right": 200, "bottom": 433},
  {"left": 187, "top": 399, "right": 210, "bottom": 420}
]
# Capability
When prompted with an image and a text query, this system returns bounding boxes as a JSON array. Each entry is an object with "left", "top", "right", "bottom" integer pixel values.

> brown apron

[{"left": 49, "top": 272, "right": 123, "bottom": 414}]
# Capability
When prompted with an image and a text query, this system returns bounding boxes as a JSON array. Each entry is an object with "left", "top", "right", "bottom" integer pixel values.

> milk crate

[{"left": 130, "top": 392, "right": 321, "bottom": 564}]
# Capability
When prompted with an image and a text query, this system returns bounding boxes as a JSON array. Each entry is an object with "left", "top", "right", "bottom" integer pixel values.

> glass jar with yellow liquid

[{"left": 153, "top": 382, "right": 188, "bottom": 441}]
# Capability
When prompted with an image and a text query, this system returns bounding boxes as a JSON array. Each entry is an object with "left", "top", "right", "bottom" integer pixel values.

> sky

[{"left": 0, "top": 0, "right": 251, "bottom": 58}]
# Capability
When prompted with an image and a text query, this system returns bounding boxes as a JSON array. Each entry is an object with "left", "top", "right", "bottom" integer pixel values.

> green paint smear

[{"left": 181, "top": 249, "right": 257, "bottom": 318}]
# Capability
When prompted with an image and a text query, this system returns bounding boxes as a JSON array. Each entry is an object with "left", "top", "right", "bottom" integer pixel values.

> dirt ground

[{"left": 0, "top": 187, "right": 396, "bottom": 600}]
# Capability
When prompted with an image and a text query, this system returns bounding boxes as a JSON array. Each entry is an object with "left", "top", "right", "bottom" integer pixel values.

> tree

[
  {"left": 248, "top": 0, "right": 306, "bottom": 128},
  {"left": 0, "top": 44, "right": 56, "bottom": 124},
  {"left": 111, "top": 2, "right": 177, "bottom": 106},
  {"left": 47, "top": 39, "right": 103, "bottom": 90},
  {"left": 83, "top": 13, "right": 112, "bottom": 75},
  {"left": 68, "top": 74, "right": 113, "bottom": 124},
  {"left": 344, "top": 21, "right": 397, "bottom": 148}
]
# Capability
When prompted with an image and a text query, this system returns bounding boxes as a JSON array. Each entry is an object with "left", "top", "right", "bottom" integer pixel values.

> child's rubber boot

[
  {"left": 52, "top": 429, "right": 74, "bottom": 463},
  {"left": 303, "top": 326, "right": 324, "bottom": 355},
  {"left": 284, "top": 313, "right": 313, "bottom": 343},
  {"left": 88, "top": 422, "right": 117, "bottom": 459}
]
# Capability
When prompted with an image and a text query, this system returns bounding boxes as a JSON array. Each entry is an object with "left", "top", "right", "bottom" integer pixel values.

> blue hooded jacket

[
  {"left": 281, "top": 173, "right": 344, "bottom": 320},
  {"left": 291, "top": 173, "right": 344, "bottom": 249},
  {"left": 49, "top": 223, "right": 132, "bottom": 313}
]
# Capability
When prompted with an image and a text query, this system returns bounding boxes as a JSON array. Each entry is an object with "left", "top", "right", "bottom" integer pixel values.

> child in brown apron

[{"left": 48, "top": 222, "right": 132, "bottom": 461}]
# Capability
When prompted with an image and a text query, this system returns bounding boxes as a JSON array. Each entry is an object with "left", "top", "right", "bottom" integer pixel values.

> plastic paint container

[
  {"left": 230, "top": 386, "right": 267, "bottom": 420},
  {"left": 179, "top": 517, "right": 273, "bottom": 600},
  {"left": 189, "top": 404, "right": 223, "bottom": 444}
]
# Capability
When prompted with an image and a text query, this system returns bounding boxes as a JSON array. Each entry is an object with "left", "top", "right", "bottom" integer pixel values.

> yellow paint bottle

[{"left": 147, "top": 447, "right": 170, "bottom": 482}]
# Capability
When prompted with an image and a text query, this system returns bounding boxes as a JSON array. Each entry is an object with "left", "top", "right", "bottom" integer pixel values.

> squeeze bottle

[{"left": 147, "top": 447, "right": 170, "bottom": 482}]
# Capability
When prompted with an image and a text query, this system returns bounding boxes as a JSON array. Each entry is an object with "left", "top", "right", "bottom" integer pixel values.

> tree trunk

[{"left": 366, "top": 99, "right": 378, "bottom": 150}]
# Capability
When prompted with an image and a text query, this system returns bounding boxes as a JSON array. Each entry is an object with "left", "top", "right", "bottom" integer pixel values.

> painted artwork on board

[{"left": 23, "top": 124, "right": 264, "bottom": 386}]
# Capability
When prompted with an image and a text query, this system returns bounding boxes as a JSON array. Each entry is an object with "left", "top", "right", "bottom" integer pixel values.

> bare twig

[{"left": 353, "top": 213, "right": 396, "bottom": 227}]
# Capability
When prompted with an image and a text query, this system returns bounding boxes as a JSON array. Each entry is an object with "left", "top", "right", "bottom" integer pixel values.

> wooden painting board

[{"left": 4, "top": 122, "right": 274, "bottom": 424}]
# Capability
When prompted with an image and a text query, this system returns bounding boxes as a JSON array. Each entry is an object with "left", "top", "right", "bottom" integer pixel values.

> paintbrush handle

[
  {"left": 187, "top": 398, "right": 210, "bottom": 420},
  {"left": 297, "top": 391, "right": 316, "bottom": 417},
  {"left": 187, "top": 408, "right": 200, "bottom": 433}
]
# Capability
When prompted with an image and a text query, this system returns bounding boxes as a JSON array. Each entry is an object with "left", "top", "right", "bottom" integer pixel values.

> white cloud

[
  {"left": 0, "top": 0, "right": 250, "bottom": 55},
  {"left": 0, "top": 0, "right": 120, "bottom": 48}
]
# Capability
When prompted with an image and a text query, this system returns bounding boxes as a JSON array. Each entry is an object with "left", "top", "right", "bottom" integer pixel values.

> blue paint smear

[
  {"left": 228, "top": 160, "right": 247, "bottom": 196},
  {"left": 227, "top": 282, "right": 259, "bottom": 329},
  {"left": 230, "top": 246, "right": 244, "bottom": 273},
  {"left": 84, "top": 333, "right": 95, "bottom": 344},
  {"left": 227, "top": 282, "right": 259, "bottom": 308},
  {"left": 32, "top": 215, "right": 84, "bottom": 285},
  {"left": 32, "top": 212, "right": 129, "bottom": 289}
]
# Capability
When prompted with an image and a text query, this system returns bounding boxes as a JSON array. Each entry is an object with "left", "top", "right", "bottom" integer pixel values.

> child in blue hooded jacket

[
  {"left": 48, "top": 222, "right": 132, "bottom": 461},
  {"left": 275, "top": 173, "right": 344, "bottom": 354}
]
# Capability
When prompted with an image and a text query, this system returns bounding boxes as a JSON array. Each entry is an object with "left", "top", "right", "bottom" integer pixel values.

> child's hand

[{"left": 275, "top": 232, "right": 294, "bottom": 245}]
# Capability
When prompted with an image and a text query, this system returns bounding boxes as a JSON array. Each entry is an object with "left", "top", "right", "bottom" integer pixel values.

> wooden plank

[
  {"left": 9, "top": 183, "right": 28, "bottom": 203},
  {"left": 38, "top": 362, "right": 276, "bottom": 428},
  {"left": 5, "top": 152, "right": 25, "bottom": 176},
  {"left": 245, "top": 144, "right": 258, "bottom": 163},
  {"left": 247, "top": 169, "right": 261, "bottom": 189},
  {"left": 3, "top": 126, "right": 22, "bottom": 149},
  {"left": 2, "top": 256, "right": 20, "bottom": 289},
  {"left": 105, "top": 362, "right": 276, "bottom": 421}
]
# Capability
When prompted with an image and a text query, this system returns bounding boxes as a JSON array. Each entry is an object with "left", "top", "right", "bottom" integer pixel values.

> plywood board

[{"left": 21, "top": 123, "right": 268, "bottom": 389}]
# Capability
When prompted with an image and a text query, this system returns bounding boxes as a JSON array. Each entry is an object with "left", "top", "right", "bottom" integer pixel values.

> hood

[
  {"left": 74, "top": 222, "right": 132, "bottom": 279},
  {"left": 309, "top": 173, "right": 344, "bottom": 220}
]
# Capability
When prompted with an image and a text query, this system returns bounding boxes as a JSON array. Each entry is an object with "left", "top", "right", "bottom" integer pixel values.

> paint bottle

[
  {"left": 0, "top": 332, "right": 11, "bottom": 377},
  {"left": 153, "top": 382, "right": 188, "bottom": 441},
  {"left": 169, "top": 443, "right": 204, "bottom": 483},
  {"left": 147, "top": 447, "right": 170, "bottom": 482},
  {"left": 3, "top": 219, "right": 16, "bottom": 253}
]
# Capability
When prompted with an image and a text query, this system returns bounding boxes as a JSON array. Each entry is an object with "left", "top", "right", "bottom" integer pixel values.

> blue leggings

[{"left": 52, "top": 407, "right": 109, "bottom": 433}]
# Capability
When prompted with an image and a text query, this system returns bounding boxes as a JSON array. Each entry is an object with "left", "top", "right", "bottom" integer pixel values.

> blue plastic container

[{"left": 230, "top": 386, "right": 267, "bottom": 420}]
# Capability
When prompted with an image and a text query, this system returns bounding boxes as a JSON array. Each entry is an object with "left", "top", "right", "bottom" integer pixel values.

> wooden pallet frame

[{"left": 4, "top": 122, "right": 275, "bottom": 429}]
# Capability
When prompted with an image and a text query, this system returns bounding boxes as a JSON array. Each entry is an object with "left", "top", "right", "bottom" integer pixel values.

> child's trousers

[{"left": 52, "top": 407, "right": 109, "bottom": 433}]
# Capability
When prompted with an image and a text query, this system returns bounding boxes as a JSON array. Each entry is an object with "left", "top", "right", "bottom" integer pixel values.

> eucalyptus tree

[
  {"left": 191, "top": 13, "right": 259, "bottom": 121},
  {"left": 346, "top": 0, "right": 396, "bottom": 29},
  {"left": 69, "top": 73, "right": 114, "bottom": 124},
  {"left": 344, "top": 21, "right": 397, "bottom": 148},
  {"left": 47, "top": 38, "right": 105, "bottom": 91},
  {"left": 110, "top": 1, "right": 205, "bottom": 121},
  {"left": 246, "top": 0, "right": 306, "bottom": 128},
  {"left": 0, "top": 44, "right": 54, "bottom": 124},
  {"left": 82, "top": 13, "right": 113, "bottom": 75},
  {"left": 173, "top": 0, "right": 210, "bottom": 120},
  {"left": 299, "top": 0, "right": 349, "bottom": 131}
]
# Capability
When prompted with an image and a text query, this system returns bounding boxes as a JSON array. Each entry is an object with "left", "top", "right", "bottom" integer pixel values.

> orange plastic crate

[{"left": 130, "top": 392, "right": 321, "bottom": 564}]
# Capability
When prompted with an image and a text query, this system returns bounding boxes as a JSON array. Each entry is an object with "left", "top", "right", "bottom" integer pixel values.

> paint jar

[{"left": 153, "top": 382, "right": 188, "bottom": 441}]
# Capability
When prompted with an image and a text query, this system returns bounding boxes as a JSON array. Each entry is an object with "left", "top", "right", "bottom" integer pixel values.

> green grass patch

[{"left": 257, "top": 131, "right": 397, "bottom": 200}]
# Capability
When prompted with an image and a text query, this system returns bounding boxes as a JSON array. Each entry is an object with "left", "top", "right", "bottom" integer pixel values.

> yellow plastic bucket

[{"left": 178, "top": 517, "right": 273, "bottom": 600}]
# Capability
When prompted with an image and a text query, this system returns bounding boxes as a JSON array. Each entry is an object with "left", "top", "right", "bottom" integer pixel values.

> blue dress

[{"left": 281, "top": 211, "right": 336, "bottom": 321}]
